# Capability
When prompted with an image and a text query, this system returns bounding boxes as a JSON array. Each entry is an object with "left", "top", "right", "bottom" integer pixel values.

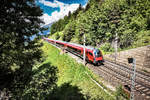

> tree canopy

[
  {"left": 0, "top": 0, "right": 45, "bottom": 96},
  {"left": 50, "top": 0, "right": 150, "bottom": 51}
]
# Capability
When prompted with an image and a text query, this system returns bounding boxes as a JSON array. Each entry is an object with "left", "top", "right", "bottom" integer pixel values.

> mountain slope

[{"left": 49, "top": 0, "right": 150, "bottom": 52}]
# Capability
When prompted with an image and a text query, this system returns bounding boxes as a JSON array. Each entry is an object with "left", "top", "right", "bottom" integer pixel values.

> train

[{"left": 43, "top": 37, "right": 104, "bottom": 65}]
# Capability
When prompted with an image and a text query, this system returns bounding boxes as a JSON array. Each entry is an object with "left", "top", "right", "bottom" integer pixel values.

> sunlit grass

[{"left": 41, "top": 41, "right": 115, "bottom": 100}]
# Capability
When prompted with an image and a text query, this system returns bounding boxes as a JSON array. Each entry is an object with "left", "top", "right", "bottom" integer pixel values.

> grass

[{"left": 41, "top": 41, "right": 115, "bottom": 100}]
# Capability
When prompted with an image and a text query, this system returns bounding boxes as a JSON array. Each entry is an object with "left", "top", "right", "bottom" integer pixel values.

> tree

[
  {"left": 63, "top": 21, "right": 76, "bottom": 42},
  {"left": 0, "top": 0, "right": 44, "bottom": 94},
  {"left": 21, "top": 63, "right": 58, "bottom": 100},
  {"left": 84, "top": 3, "right": 90, "bottom": 12},
  {"left": 51, "top": 0, "right": 150, "bottom": 50}
]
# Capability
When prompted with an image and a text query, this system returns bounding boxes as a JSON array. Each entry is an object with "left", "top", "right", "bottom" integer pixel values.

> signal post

[{"left": 128, "top": 58, "right": 136, "bottom": 100}]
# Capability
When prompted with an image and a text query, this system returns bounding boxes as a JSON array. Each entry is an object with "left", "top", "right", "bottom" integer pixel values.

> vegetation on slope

[
  {"left": 40, "top": 41, "right": 115, "bottom": 100},
  {"left": 50, "top": 0, "right": 150, "bottom": 52},
  {"left": 9, "top": 40, "right": 117, "bottom": 99},
  {"left": 7, "top": 40, "right": 128, "bottom": 99}
]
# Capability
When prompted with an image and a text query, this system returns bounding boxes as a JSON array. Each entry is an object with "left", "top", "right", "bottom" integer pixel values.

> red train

[{"left": 43, "top": 38, "right": 104, "bottom": 65}]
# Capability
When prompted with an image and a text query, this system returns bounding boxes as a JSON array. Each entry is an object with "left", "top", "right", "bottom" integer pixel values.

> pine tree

[{"left": 0, "top": 0, "right": 44, "bottom": 92}]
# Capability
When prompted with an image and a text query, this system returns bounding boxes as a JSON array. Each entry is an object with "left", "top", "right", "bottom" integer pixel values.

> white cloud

[
  {"left": 83, "top": 3, "right": 87, "bottom": 9},
  {"left": 55, "top": 0, "right": 65, "bottom": 7},
  {"left": 39, "top": 0, "right": 59, "bottom": 8},
  {"left": 39, "top": 0, "right": 79, "bottom": 26},
  {"left": 40, "top": 13, "right": 53, "bottom": 26}
]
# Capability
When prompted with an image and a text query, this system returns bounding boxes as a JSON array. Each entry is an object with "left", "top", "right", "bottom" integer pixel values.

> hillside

[
  {"left": 40, "top": 42, "right": 115, "bottom": 100},
  {"left": 49, "top": 0, "right": 150, "bottom": 52}
]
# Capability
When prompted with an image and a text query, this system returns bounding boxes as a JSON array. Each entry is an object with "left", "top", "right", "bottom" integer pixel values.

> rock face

[{"left": 104, "top": 45, "right": 150, "bottom": 72}]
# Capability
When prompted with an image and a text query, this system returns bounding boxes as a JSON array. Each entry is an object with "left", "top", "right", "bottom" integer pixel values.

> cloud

[
  {"left": 40, "top": 13, "right": 53, "bottom": 26},
  {"left": 83, "top": 3, "right": 88, "bottom": 9},
  {"left": 39, "top": 0, "right": 59, "bottom": 8},
  {"left": 39, "top": 0, "right": 79, "bottom": 26}
]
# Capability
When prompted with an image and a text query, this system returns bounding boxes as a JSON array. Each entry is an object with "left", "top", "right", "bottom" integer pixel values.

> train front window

[{"left": 94, "top": 49, "right": 101, "bottom": 57}]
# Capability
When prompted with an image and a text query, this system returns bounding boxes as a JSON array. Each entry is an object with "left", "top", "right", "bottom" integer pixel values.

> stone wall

[{"left": 104, "top": 45, "right": 150, "bottom": 72}]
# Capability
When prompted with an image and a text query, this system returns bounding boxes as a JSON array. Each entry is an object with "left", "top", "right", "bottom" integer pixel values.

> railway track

[
  {"left": 104, "top": 60, "right": 150, "bottom": 96},
  {"left": 47, "top": 42, "right": 150, "bottom": 100},
  {"left": 105, "top": 60, "right": 150, "bottom": 83},
  {"left": 87, "top": 60, "right": 150, "bottom": 100},
  {"left": 68, "top": 52, "right": 150, "bottom": 99}
]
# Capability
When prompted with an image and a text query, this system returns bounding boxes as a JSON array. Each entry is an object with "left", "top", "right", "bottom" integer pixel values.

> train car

[{"left": 43, "top": 37, "right": 104, "bottom": 65}]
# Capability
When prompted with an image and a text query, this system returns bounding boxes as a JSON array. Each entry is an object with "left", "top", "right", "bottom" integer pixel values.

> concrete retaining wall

[{"left": 104, "top": 45, "right": 150, "bottom": 72}]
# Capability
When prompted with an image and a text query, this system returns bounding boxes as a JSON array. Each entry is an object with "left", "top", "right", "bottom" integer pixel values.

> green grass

[{"left": 41, "top": 41, "right": 115, "bottom": 100}]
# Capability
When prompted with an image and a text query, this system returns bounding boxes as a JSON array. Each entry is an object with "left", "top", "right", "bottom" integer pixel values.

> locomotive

[{"left": 43, "top": 38, "right": 104, "bottom": 65}]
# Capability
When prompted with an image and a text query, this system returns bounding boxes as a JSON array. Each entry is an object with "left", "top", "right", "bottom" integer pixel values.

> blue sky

[{"left": 36, "top": 0, "right": 88, "bottom": 26}]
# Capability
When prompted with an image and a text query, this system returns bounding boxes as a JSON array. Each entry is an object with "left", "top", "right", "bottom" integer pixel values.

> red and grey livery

[{"left": 43, "top": 37, "right": 104, "bottom": 65}]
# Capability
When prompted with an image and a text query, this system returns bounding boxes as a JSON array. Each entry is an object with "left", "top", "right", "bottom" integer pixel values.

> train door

[{"left": 87, "top": 51, "right": 94, "bottom": 62}]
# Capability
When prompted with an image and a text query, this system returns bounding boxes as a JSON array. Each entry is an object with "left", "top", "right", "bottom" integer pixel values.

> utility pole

[
  {"left": 110, "top": 9, "right": 120, "bottom": 63},
  {"left": 128, "top": 58, "right": 136, "bottom": 100},
  {"left": 83, "top": 34, "right": 86, "bottom": 65},
  {"left": 115, "top": 32, "right": 118, "bottom": 63}
]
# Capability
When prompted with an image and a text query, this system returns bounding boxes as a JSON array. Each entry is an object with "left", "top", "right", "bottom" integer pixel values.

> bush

[
  {"left": 115, "top": 85, "right": 129, "bottom": 100},
  {"left": 20, "top": 63, "right": 58, "bottom": 100},
  {"left": 100, "top": 43, "right": 114, "bottom": 52}
]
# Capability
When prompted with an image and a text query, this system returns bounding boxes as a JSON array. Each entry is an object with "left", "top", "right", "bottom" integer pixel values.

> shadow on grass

[
  {"left": 10, "top": 62, "right": 58, "bottom": 99},
  {"left": 23, "top": 63, "right": 87, "bottom": 100},
  {"left": 33, "top": 62, "right": 58, "bottom": 75},
  {"left": 48, "top": 82, "right": 86, "bottom": 100},
  {"left": 6, "top": 62, "right": 91, "bottom": 100}
]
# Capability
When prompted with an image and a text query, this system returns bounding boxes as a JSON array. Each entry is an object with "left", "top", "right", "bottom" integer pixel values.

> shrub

[{"left": 100, "top": 43, "right": 114, "bottom": 52}]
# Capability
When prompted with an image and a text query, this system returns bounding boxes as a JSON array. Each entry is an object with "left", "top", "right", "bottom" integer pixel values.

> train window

[
  {"left": 73, "top": 48, "right": 77, "bottom": 51},
  {"left": 59, "top": 43, "right": 64, "bottom": 47},
  {"left": 67, "top": 47, "right": 72, "bottom": 50},
  {"left": 89, "top": 52, "right": 93, "bottom": 56},
  {"left": 67, "top": 46, "right": 77, "bottom": 52},
  {"left": 77, "top": 50, "right": 81, "bottom": 53},
  {"left": 94, "top": 49, "right": 101, "bottom": 57}
]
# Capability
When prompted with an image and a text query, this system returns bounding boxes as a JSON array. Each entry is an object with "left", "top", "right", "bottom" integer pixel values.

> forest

[{"left": 50, "top": 0, "right": 150, "bottom": 52}]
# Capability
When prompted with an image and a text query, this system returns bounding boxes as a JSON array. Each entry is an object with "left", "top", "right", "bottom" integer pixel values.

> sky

[{"left": 36, "top": 0, "right": 88, "bottom": 27}]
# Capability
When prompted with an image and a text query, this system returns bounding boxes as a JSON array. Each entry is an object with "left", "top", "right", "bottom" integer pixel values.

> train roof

[
  {"left": 44, "top": 38, "right": 96, "bottom": 51},
  {"left": 69, "top": 42, "right": 95, "bottom": 51}
]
